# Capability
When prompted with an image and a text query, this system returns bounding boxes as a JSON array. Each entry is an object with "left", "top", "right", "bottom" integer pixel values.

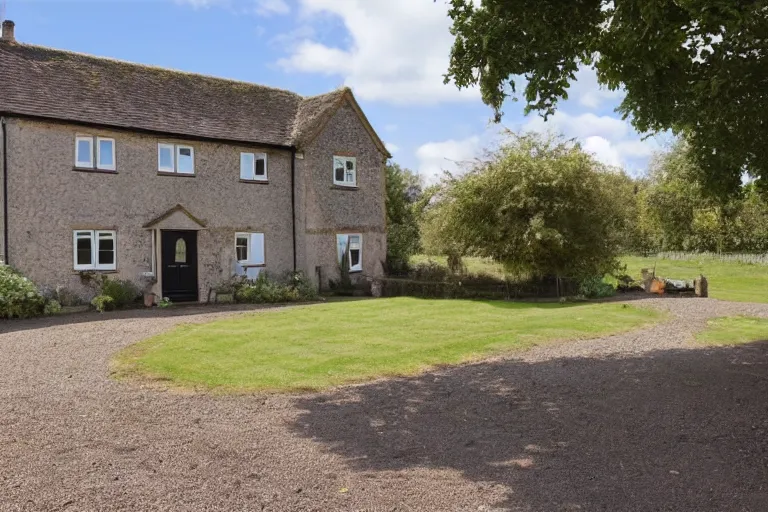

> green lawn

[
  {"left": 622, "top": 256, "right": 768, "bottom": 303},
  {"left": 113, "top": 298, "right": 663, "bottom": 393},
  {"left": 412, "top": 254, "right": 768, "bottom": 304},
  {"left": 696, "top": 316, "right": 768, "bottom": 346},
  {"left": 410, "top": 254, "right": 507, "bottom": 279}
]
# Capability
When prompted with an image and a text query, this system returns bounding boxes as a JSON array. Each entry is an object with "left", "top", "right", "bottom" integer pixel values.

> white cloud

[
  {"left": 385, "top": 142, "right": 400, "bottom": 154},
  {"left": 277, "top": 0, "right": 479, "bottom": 104},
  {"left": 522, "top": 111, "right": 660, "bottom": 173},
  {"left": 416, "top": 136, "right": 482, "bottom": 184},
  {"left": 524, "top": 111, "right": 630, "bottom": 141},
  {"left": 254, "top": 0, "right": 289, "bottom": 15},
  {"left": 583, "top": 136, "right": 622, "bottom": 167},
  {"left": 570, "top": 66, "right": 623, "bottom": 109},
  {"left": 175, "top": 0, "right": 289, "bottom": 16},
  {"left": 270, "top": 24, "right": 316, "bottom": 47}
]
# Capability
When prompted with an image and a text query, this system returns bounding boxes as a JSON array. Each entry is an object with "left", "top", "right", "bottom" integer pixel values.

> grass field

[
  {"left": 696, "top": 316, "right": 768, "bottom": 345},
  {"left": 411, "top": 254, "right": 768, "bottom": 304},
  {"left": 410, "top": 254, "right": 507, "bottom": 279},
  {"left": 113, "top": 298, "right": 662, "bottom": 392},
  {"left": 622, "top": 256, "right": 768, "bottom": 303}
]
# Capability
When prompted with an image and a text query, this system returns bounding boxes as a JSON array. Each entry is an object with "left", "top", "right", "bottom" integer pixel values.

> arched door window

[{"left": 175, "top": 238, "right": 187, "bottom": 263}]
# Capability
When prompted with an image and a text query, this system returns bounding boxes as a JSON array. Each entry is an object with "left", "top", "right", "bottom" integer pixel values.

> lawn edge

[
  {"left": 694, "top": 315, "right": 768, "bottom": 346},
  {"left": 110, "top": 301, "right": 668, "bottom": 396}
]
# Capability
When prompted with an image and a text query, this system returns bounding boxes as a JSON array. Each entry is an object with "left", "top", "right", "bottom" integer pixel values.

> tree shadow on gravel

[{"left": 292, "top": 342, "right": 768, "bottom": 511}]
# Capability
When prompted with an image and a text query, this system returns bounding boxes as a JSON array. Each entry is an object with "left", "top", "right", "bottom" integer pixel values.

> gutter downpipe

[
  {"left": 1, "top": 117, "right": 8, "bottom": 265},
  {"left": 291, "top": 147, "right": 297, "bottom": 272}
]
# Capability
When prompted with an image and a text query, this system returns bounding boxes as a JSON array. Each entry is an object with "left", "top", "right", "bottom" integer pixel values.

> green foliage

[
  {"left": 444, "top": 0, "right": 768, "bottom": 197},
  {"left": 100, "top": 278, "right": 140, "bottom": 308},
  {"left": 53, "top": 286, "right": 84, "bottom": 307},
  {"left": 409, "top": 260, "right": 452, "bottom": 282},
  {"left": 577, "top": 276, "right": 616, "bottom": 299},
  {"left": 385, "top": 162, "right": 423, "bottom": 272},
  {"left": 80, "top": 273, "right": 140, "bottom": 309},
  {"left": 286, "top": 271, "right": 319, "bottom": 301},
  {"left": 421, "top": 133, "right": 624, "bottom": 279},
  {"left": 158, "top": 297, "right": 173, "bottom": 309},
  {"left": 640, "top": 141, "right": 768, "bottom": 253},
  {"left": 329, "top": 251, "right": 355, "bottom": 295},
  {"left": 598, "top": 169, "right": 654, "bottom": 254},
  {"left": 234, "top": 272, "right": 316, "bottom": 304},
  {"left": 44, "top": 300, "right": 62, "bottom": 315},
  {"left": 91, "top": 295, "right": 115, "bottom": 313},
  {"left": 0, "top": 264, "right": 46, "bottom": 319}
]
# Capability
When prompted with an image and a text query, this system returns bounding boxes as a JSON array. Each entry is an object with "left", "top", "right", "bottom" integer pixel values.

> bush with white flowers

[{"left": 0, "top": 264, "right": 46, "bottom": 319}]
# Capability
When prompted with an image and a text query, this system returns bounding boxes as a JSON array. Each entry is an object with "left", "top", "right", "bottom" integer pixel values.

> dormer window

[{"left": 333, "top": 156, "right": 357, "bottom": 187}]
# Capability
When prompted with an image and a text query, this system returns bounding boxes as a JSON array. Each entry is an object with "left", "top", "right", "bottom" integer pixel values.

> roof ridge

[
  {"left": 301, "top": 87, "right": 351, "bottom": 100},
  {"left": 0, "top": 41, "right": 303, "bottom": 98}
]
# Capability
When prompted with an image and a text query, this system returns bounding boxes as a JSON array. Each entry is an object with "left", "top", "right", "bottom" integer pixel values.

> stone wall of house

[
  {"left": 0, "top": 118, "right": 6, "bottom": 264},
  {"left": 3, "top": 118, "right": 295, "bottom": 302},
  {"left": 296, "top": 102, "right": 388, "bottom": 288}
]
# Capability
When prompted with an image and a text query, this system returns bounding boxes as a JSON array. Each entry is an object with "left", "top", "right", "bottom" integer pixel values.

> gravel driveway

[{"left": 1, "top": 298, "right": 768, "bottom": 511}]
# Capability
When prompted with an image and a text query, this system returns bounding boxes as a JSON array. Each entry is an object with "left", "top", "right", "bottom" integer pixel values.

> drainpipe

[
  {"left": 291, "top": 147, "right": 297, "bottom": 272},
  {"left": 1, "top": 117, "right": 8, "bottom": 265}
]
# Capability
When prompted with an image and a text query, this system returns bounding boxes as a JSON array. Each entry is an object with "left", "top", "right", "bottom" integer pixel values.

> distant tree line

[{"left": 384, "top": 133, "right": 768, "bottom": 281}]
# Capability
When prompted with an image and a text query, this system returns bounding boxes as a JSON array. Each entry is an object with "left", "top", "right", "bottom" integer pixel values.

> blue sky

[{"left": 3, "top": 0, "right": 668, "bottom": 181}]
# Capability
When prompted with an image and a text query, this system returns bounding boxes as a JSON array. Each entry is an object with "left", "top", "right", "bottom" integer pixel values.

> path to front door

[{"left": 161, "top": 230, "right": 198, "bottom": 302}]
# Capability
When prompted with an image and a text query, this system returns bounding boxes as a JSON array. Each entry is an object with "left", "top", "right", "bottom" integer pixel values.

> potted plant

[
  {"left": 213, "top": 277, "right": 238, "bottom": 304},
  {"left": 143, "top": 291, "right": 156, "bottom": 308},
  {"left": 140, "top": 275, "right": 158, "bottom": 307}
]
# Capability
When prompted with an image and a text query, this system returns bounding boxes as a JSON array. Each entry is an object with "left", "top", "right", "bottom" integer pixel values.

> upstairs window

[
  {"left": 240, "top": 152, "right": 268, "bottom": 181},
  {"left": 333, "top": 156, "right": 357, "bottom": 187},
  {"left": 76, "top": 135, "right": 115, "bottom": 171},
  {"left": 158, "top": 143, "right": 195, "bottom": 175},
  {"left": 73, "top": 230, "right": 116, "bottom": 271},
  {"left": 336, "top": 234, "right": 362, "bottom": 272},
  {"left": 235, "top": 232, "right": 265, "bottom": 266},
  {"left": 75, "top": 136, "right": 93, "bottom": 168}
]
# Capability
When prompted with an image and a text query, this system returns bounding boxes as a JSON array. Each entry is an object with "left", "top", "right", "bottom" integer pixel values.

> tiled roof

[
  {"left": 0, "top": 41, "right": 352, "bottom": 148},
  {"left": 292, "top": 89, "right": 349, "bottom": 148}
]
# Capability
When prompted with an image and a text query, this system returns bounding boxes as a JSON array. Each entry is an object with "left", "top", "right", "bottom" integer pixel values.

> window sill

[
  {"left": 157, "top": 171, "right": 196, "bottom": 178},
  {"left": 331, "top": 184, "right": 359, "bottom": 191},
  {"left": 73, "top": 269, "right": 118, "bottom": 274},
  {"left": 239, "top": 179, "right": 269, "bottom": 185},
  {"left": 349, "top": 269, "right": 363, "bottom": 274},
  {"left": 72, "top": 167, "right": 118, "bottom": 174},
  {"left": 237, "top": 263, "right": 267, "bottom": 268}
]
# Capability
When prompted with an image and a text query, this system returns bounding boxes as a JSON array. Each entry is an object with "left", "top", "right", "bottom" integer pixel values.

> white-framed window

[
  {"left": 336, "top": 233, "right": 362, "bottom": 272},
  {"left": 240, "top": 152, "right": 268, "bottom": 181},
  {"left": 158, "top": 143, "right": 195, "bottom": 174},
  {"left": 158, "top": 143, "right": 175, "bottom": 172},
  {"left": 235, "top": 232, "right": 265, "bottom": 266},
  {"left": 75, "top": 136, "right": 94, "bottom": 168},
  {"left": 73, "top": 230, "right": 116, "bottom": 271},
  {"left": 96, "top": 137, "right": 116, "bottom": 171},
  {"left": 75, "top": 135, "right": 116, "bottom": 170},
  {"left": 333, "top": 156, "right": 357, "bottom": 187}
]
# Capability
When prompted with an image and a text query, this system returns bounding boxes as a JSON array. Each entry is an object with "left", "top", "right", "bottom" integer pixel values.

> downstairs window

[
  {"left": 336, "top": 234, "right": 362, "bottom": 272},
  {"left": 73, "top": 230, "right": 116, "bottom": 271},
  {"left": 235, "top": 232, "right": 265, "bottom": 266}
]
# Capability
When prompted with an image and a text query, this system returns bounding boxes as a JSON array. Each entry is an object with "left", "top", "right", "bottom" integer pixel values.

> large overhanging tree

[{"left": 443, "top": 0, "right": 768, "bottom": 196}]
